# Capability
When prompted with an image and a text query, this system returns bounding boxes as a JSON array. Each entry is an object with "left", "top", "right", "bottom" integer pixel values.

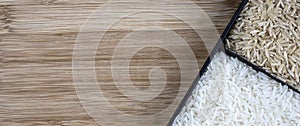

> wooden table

[{"left": 1, "top": 0, "right": 239, "bottom": 125}]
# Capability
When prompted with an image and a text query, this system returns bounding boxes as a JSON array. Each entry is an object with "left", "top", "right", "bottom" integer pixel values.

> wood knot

[{"left": 0, "top": 5, "right": 12, "bottom": 33}]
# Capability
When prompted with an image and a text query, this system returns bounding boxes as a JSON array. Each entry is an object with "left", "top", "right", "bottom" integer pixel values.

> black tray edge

[
  {"left": 225, "top": 49, "right": 300, "bottom": 94},
  {"left": 168, "top": 0, "right": 300, "bottom": 125},
  {"left": 167, "top": 0, "right": 248, "bottom": 125},
  {"left": 167, "top": 47, "right": 300, "bottom": 126}
]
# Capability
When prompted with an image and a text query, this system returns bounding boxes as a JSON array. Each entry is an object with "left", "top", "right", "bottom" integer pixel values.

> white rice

[{"left": 172, "top": 52, "right": 300, "bottom": 126}]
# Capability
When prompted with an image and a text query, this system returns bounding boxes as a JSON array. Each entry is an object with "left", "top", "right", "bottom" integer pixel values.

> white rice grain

[{"left": 172, "top": 52, "right": 300, "bottom": 126}]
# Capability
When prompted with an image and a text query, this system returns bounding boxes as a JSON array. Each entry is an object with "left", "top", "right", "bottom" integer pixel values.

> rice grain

[
  {"left": 226, "top": 0, "right": 300, "bottom": 90},
  {"left": 172, "top": 52, "right": 300, "bottom": 126}
]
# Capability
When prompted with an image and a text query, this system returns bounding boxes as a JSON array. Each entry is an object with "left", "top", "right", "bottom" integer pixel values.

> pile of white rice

[
  {"left": 226, "top": 0, "right": 300, "bottom": 89},
  {"left": 172, "top": 52, "right": 300, "bottom": 126}
]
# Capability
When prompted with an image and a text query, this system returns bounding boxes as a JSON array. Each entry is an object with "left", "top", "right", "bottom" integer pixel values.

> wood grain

[{"left": 1, "top": 0, "right": 239, "bottom": 125}]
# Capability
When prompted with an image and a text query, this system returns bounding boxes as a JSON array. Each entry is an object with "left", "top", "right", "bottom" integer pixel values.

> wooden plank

[{"left": 1, "top": 0, "right": 239, "bottom": 125}]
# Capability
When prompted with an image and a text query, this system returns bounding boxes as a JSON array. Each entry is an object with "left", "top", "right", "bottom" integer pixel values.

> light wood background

[{"left": 1, "top": 0, "right": 239, "bottom": 125}]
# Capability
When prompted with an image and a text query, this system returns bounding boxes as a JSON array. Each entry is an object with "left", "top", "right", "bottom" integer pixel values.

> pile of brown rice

[
  {"left": 226, "top": 0, "right": 300, "bottom": 90},
  {"left": 172, "top": 52, "right": 300, "bottom": 126}
]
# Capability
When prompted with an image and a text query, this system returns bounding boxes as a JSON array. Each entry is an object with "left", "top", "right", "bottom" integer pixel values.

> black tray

[{"left": 167, "top": 0, "right": 299, "bottom": 125}]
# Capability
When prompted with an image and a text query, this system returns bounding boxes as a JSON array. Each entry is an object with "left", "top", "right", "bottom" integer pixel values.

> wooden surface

[{"left": 1, "top": 0, "right": 239, "bottom": 125}]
